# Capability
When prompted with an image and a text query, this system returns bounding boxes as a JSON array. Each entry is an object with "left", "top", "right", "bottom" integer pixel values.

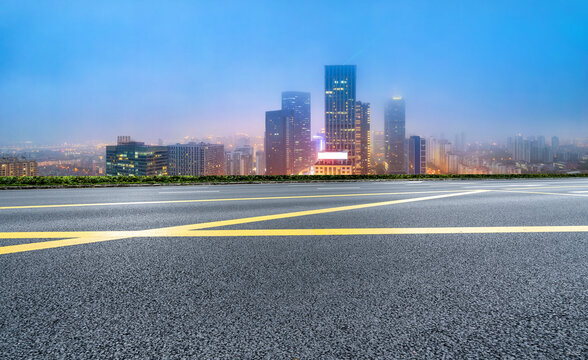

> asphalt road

[{"left": 1, "top": 179, "right": 587, "bottom": 359}]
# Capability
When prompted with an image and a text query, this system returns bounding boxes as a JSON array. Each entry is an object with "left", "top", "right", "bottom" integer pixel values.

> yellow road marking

[
  {"left": 3, "top": 225, "right": 588, "bottom": 255},
  {"left": 0, "top": 190, "right": 465, "bottom": 210},
  {"left": 0, "top": 190, "right": 486, "bottom": 254},
  {"left": 146, "top": 190, "right": 488, "bottom": 234},
  {"left": 165, "top": 226, "right": 588, "bottom": 236}
]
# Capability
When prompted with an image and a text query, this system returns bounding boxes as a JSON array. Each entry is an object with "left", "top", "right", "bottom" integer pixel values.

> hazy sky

[{"left": 1, "top": 0, "right": 587, "bottom": 144}]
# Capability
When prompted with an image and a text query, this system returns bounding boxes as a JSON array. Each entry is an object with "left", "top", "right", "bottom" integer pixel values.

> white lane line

[
  {"left": 158, "top": 191, "right": 220, "bottom": 194},
  {"left": 570, "top": 190, "right": 588, "bottom": 193},
  {"left": 315, "top": 187, "right": 361, "bottom": 190}
]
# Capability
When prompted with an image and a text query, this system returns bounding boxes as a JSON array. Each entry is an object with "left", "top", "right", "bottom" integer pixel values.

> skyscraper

[
  {"left": 324, "top": 65, "right": 357, "bottom": 162},
  {"left": 408, "top": 136, "right": 427, "bottom": 174},
  {"left": 282, "top": 91, "right": 311, "bottom": 174},
  {"left": 265, "top": 110, "right": 291, "bottom": 175},
  {"left": 354, "top": 101, "right": 371, "bottom": 174},
  {"left": 385, "top": 97, "right": 406, "bottom": 174}
]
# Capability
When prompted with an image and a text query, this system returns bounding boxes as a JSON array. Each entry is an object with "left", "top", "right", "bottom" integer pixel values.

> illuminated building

[
  {"left": 385, "top": 97, "right": 406, "bottom": 174},
  {"left": 0, "top": 157, "right": 38, "bottom": 176},
  {"left": 325, "top": 65, "right": 357, "bottom": 168},
  {"left": 313, "top": 152, "right": 353, "bottom": 175},
  {"left": 354, "top": 101, "right": 370, "bottom": 174},
  {"left": 106, "top": 138, "right": 168, "bottom": 176},
  {"left": 282, "top": 91, "right": 312, "bottom": 174},
  {"left": 408, "top": 136, "right": 427, "bottom": 174},
  {"left": 168, "top": 142, "right": 225, "bottom": 176}
]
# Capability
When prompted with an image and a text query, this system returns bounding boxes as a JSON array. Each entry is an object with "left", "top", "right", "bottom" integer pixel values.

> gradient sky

[{"left": 1, "top": 0, "right": 587, "bottom": 144}]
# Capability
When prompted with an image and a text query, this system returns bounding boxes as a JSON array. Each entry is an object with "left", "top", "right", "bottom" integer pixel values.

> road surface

[{"left": 1, "top": 179, "right": 587, "bottom": 358}]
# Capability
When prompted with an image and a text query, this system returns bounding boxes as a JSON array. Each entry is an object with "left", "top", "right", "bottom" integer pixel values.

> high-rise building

[
  {"left": 552, "top": 136, "right": 560, "bottom": 152},
  {"left": 385, "top": 97, "right": 406, "bottom": 174},
  {"left": 354, "top": 101, "right": 371, "bottom": 174},
  {"left": 0, "top": 157, "right": 38, "bottom": 176},
  {"left": 226, "top": 145, "right": 254, "bottom": 175},
  {"left": 265, "top": 110, "right": 291, "bottom": 175},
  {"left": 168, "top": 142, "right": 225, "bottom": 176},
  {"left": 282, "top": 91, "right": 311, "bottom": 174},
  {"left": 255, "top": 150, "right": 266, "bottom": 175},
  {"left": 324, "top": 65, "right": 357, "bottom": 162},
  {"left": 106, "top": 139, "right": 168, "bottom": 176},
  {"left": 408, "top": 136, "right": 427, "bottom": 174}
]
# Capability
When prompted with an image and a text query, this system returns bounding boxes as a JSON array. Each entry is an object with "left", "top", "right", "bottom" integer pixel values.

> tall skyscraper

[
  {"left": 324, "top": 65, "right": 357, "bottom": 161},
  {"left": 354, "top": 101, "right": 371, "bottom": 175},
  {"left": 552, "top": 136, "right": 560, "bottom": 152},
  {"left": 408, "top": 136, "right": 427, "bottom": 174},
  {"left": 265, "top": 110, "right": 291, "bottom": 175},
  {"left": 385, "top": 97, "right": 406, "bottom": 174},
  {"left": 282, "top": 91, "right": 311, "bottom": 174}
]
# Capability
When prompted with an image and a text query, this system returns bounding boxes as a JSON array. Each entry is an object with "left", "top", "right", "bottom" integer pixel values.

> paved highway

[{"left": 1, "top": 179, "right": 587, "bottom": 358}]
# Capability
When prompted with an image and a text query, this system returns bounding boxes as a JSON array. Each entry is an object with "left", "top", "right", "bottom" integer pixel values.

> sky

[{"left": 0, "top": 0, "right": 587, "bottom": 145}]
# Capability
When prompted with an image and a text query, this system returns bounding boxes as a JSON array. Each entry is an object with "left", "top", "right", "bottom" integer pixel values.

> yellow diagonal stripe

[
  {"left": 0, "top": 190, "right": 487, "bottom": 255},
  {"left": 149, "top": 190, "right": 488, "bottom": 234}
]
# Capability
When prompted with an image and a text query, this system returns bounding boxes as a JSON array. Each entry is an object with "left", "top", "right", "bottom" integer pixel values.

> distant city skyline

[{"left": 1, "top": 1, "right": 587, "bottom": 144}]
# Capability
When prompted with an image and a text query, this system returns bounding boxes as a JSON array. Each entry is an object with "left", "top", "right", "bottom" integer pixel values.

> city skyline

[{"left": 1, "top": 1, "right": 587, "bottom": 145}]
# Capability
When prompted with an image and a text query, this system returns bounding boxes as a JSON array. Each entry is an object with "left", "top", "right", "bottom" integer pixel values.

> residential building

[
  {"left": 354, "top": 101, "right": 371, "bottom": 174},
  {"left": 0, "top": 157, "right": 38, "bottom": 176},
  {"left": 167, "top": 142, "right": 225, "bottom": 176}
]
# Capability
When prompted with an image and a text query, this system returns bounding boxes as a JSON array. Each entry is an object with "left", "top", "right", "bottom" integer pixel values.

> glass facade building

[
  {"left": 385, "top": 97, "right": 406, "bottom": 174},
  {"left": 106, "top": 141, "right": 168, "bottom": 176},
  {"left": 408, "top": 135, "right": 427, "bottom": 174},
  {"left": 265, "top": 110, "right": 291, "bottom": 175},
  {"left": 325, "top": 65, "right": 357, "bottom": 161},
  {"left": 282, "top": 91, "right": 311, "bottom": 174}
]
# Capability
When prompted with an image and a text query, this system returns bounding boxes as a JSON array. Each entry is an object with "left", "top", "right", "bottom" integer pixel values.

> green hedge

[{"left": 0, "top": 173, "right": 587, "bottom": 187}]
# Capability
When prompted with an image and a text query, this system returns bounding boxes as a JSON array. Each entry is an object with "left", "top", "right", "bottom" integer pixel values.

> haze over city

[{"left": 1, "top": 0, "right": 587, "bottom": 145}]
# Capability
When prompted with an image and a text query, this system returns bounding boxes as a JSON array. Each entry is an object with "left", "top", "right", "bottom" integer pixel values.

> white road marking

[
  {"left": 158, "top": 191, "right": 220, "bottom": 194},
  {"left": 316, "top": 187, "right": 361, "bottom": 190}
]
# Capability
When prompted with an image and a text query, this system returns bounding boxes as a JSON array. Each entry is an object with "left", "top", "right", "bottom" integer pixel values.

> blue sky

[{"left": 0, "top": 0, "right": 587, "bottom": 144}]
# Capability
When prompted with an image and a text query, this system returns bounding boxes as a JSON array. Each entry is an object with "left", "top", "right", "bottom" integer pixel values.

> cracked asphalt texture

[{"left": 1, "top": 179, "right": 587, "bottom": 359}]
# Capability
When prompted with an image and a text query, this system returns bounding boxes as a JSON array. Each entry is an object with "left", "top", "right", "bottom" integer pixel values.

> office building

[
  {"left": 168, "top": 142, "right": 225, "bottom": 176},
  {"left": 385, "top": 97, "right": 406, "bottom": 174},
  {"left": 324, "top": 65, "right": 357, "bottom": 164},
  {"left": 408, "top": 136, "right": 427, "bottom": 174},
  {"left": 265, "top": 110, "right": 291, "bottom": 175},
  {"left": 282, "top": 91, "right": 312, "bottom": 174},
  {"left": 106, "top": 138, "right": 168, "bottom": 176},
  {"left": 0, "top": 157, "right": 38, "bottom": 176}
]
